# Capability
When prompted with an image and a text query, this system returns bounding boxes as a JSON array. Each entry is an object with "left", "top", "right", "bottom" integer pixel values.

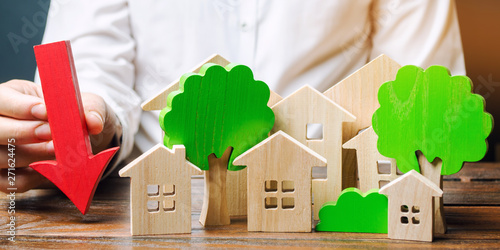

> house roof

[
  {"left": 322, "top": 54, "right": 400, "bottom": 141},
  {"left": 271, "top": 85, "right": 356, "bottom": 122},
  {"left": 119, "top": 144, "right": 200, "bottom": 177},
  {"left": 233, "top": 130, "right": 327, "bottom": 168},
  {"left": 342, "top": 126, "right": 373, "bottom": 150},
  {"left": 379, "top": 170, "right": 443, "bottom": 197},
  {"left": 141, "top": 54, "right": 282, "bottom": 111}
]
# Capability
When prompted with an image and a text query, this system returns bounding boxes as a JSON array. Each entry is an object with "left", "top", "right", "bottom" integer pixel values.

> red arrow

[{"left": 30, "top": 41, "right": 119, "bottom": 214}]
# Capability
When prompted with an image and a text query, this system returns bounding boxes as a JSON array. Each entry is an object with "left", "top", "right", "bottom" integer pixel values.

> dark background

[{"left": 1, "top": 0, "right": 499, "bottom": 161}]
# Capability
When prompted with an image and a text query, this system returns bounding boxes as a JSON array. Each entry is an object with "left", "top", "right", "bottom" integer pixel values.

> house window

[
  {"left": 400, "top": 205, "right": 409, "bottom": 213},
  {"left": 147, "top": 185, "right": 159, "bottom": 196},
  {"left": 401, "top": 216, "right": 409, "bottom": 224},
  {"left": 146, "top": 184, "right": 176, "bottom": 213},
  {"left": 264, "top": 180, "right": 295, "bottom": 210},
  {"left": 377, "top": 160, "right": 403, "bottom": 188},
  {"left": 377, "top": 160, "right": 391, "bottom": 174},
  {"left": 265, "top": 197, "right": 278, "bottom": 209},
  {"left": 412, "top": 217, "right": 420, "bottom": 224},
  {"left": 265, "top": 180, "right": 278, "bottom": 192},
  {"left": 282, "top": 197, "right": 295, "bottom": 209},
  {"left": 306, "top": 123, "right": 323, "bottom": 140},
  {"left": 379, "top": 180, "right": 390, "bottom": 188},
  {"left": 400, "top": 204, "right": 421, "bottom": 225},
  {"left": 147, "top": 200, "right": 159, "bottom": 212},
  {"left": 282, "top": 180, "right": 295, "bottom": 192}
]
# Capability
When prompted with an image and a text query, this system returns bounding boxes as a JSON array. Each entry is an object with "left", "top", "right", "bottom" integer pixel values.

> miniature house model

[
  {"left": 140, "top": 54, "right": 282, "bottom": 218},
  {"left": 119, "top": 144, "right": 201, "bottom": 235},
  {"left": 379, "top": 170, "right": 443, "bottom": 242},
  {"left": 343, "top": 126, "right": 401, "bottom": 192},
  {"left": 323, "top": 55, "right": 401, "bottom": 193},
  {"left": 271, "top": 85, "right": 355, "bottom": 219},
  {"left": 233, "top": 131, "right": 327, "bottom": 232}
]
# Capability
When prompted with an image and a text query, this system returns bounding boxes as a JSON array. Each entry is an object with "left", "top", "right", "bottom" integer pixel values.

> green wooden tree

[
  {"left": 160, "top": 63, "right": 274, "bottom": 226},
  {"left": 372, "top": 65, "right": 493, "bottom": 233}
]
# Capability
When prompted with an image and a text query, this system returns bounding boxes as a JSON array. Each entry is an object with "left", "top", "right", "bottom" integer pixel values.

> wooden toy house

[
  {"left": 343, "top": 126, "right": 401, "bottom": 192},
  {"left": 119, "top": 144, "right": 201, "bottom": 235},
  {"left": 379, "top": 170, "right": 443, "bottom": 242},
  {"left": 271, "top": 85, "right": 355, "bottom": 219},
  {"left": 323, "top": 55, "right": 401, "bottom": 190},
  {"left": 140, "top": 54, "right": 282, "bottom": 218},
  {"left": 233, "top": 131, "right": 327, "bottom": 232}
]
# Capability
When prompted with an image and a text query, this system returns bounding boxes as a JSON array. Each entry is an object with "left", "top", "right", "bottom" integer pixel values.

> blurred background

[{"left": 1, "top": 0, "right": 499, "bottom": 161}]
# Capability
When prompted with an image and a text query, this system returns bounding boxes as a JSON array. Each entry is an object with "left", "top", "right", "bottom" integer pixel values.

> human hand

[{"left": 0, "top": 80, "right": 121, "bottom": 193}]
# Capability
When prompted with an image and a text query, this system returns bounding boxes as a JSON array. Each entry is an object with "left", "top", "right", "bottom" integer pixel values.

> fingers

[
  {"left": 82, "top": 93, "right": 106, "bottom": 135},
  {"left": 0, "top": 80, "right": 47, "bottom": 120},
  {"left": 0, "top": 116, "right": 52, "bottom": 145},
  {"left": 0, "top": 142, "right": 55, "bottom": 169},
  {"left": 0, "top": 167, "right": 49, "bottom": 193}
]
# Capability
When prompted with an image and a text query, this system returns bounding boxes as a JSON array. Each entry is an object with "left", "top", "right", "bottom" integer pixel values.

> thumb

[{"left": 82, "top": 93, "right": 106, "bottom": 135}]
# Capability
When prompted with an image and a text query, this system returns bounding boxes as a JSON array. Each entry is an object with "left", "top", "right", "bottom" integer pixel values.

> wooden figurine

[
  {"left": 159, "top": 63, "right": 275, "bottom": 226},
  {"left": 342, "top": 126, "right": 401, "bottom": 192},
  {"left": 379, "top": 170, "right": 443, "bottom": 242},
  {"left": 323, "top": 55, "right": 401, "bottom": 190},
  {"left": 140, "top": 54, "right": 282, "bottom": 218},
  {"left": 316, "top": 188, "right": 388, "bottom": 233},
  {"left": 119, "top": 144, "right": 201, "bottom": 235},
  {"left": 372, "top": 65, "right": 493, "bottom": 234},
  {"left": 271, "top": 85, "right": 355, "bottom": 220},
  {"left": 233, "top": 131, "right": 327, "bottom": 232},
  {"left": 30, "top": 41, "right": 119, "bottom": 215}
]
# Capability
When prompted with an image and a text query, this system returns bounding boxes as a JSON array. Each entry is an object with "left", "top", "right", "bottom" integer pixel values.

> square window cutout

[
  {"left": 163, "top": 184, "right": 175, "bottom": 196},
  {"left": 147, "top": 200, "right": 159, "bottom": 212},
  {"left": 377, "top": 160, "right": 391, "bottom": 174},
  {"left": 164, "top": 200, "right": 175, "bottom": 212},
  {"left": 401, "top": 216, "right": 409, "bottom": 224},
  {"left": 265, "top": 180, "right": 278, "bottom": 192},
  {"left": 147, "top": 185, "right": 159, "bottom": 196},
  {"left": 379, "top": 180, "right": 390, "bottom": 189},
  {"left": 265, "top": 197, "right": 278, "bottom": 209},
  {"left": 282, "top": 197, "right": 295, "bottom": 209},
  {"left": 401, "top": 205, "right": 409, "bottom": 213},
  {"left": 282, "top": 180, "right": 295, "bottom": 192},
  {"left": 306, "top": 123, "right": 323, "bottom": 140},
  {"left": 312, "top": 166, "right": 327, "bottom": 180}
]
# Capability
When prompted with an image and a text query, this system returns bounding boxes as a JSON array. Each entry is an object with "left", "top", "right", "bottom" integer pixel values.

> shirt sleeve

[
  {"left": 370, "top": 0, "right": 466, "bottom": 75},
  {"left": 36, "top": 0, "right": 141, "bottom": 176}
]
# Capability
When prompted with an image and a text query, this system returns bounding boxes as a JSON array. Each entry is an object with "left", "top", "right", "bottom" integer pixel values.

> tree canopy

[
  {"left": 159, "top": 63, "right": 275, "bottom": 171},
  {"left": 372, "top": 65, "right": 493, "bottom": 175}
]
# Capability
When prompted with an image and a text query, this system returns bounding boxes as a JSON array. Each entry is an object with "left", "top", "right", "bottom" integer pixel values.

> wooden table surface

[{"left": 1, "top": 163, "right": 499, "bottom": 248}]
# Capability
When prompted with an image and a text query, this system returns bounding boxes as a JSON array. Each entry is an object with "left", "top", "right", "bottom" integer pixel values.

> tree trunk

[
  {"left": 199, "top": 147, "right": 232, "bottom": 226},
  {"left": 417, "top": 151, "right": 447, "bottom": 234}
]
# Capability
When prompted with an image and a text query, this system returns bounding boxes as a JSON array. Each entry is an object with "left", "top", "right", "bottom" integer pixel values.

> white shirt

[{"left": 39, "top": 0, "right": 465, "bottom": 172}]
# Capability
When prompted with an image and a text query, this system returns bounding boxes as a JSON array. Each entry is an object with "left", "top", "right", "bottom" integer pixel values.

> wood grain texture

[
  {"left": 380, "top": 170, "right": 443, "bottom": 242},
  {"left": 372, "top": 65, "right": 493, "bottom": 175},
  {"left": 30, "top": 41, "right": 119, "bottom": 215},
  {"left": 158, "top": 63, "right": 274, "bottom": 226},
  {"left": 159, "top": 63, "right": 275, "bottom": 171},
  {"left": 418, "top": 152, "right": 447, "bottom": 234},
  {"left": 199, "top": 147, "right": 232, "bottom": 226},
  {"left": 343, "top": 126, "right": 400, "bottom": 193},
  {"left": 233, "top": 131, "right": 327, "bottom": 232},
  {"left": 119, "top": 144, "right": 200, "bottom": 235},
  {"left": 0, "top": 163, "right": 499, "bottom": 248},
  {"left": 141, "top": 54, "right": 231, "bottom": 111},
  {"left": 323, "top": 54, "right": 401, "bottom": 190},
  {"left": 141, "top": 54, "right": 281, "bottom": 219},
  {"left": 271, "top": 85, "right": 355, "bottom": 220}
]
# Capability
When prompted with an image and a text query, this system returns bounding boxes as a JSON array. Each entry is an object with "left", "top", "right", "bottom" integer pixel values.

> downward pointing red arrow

[{"left": 30, "top": 41, "right": 119, "bottom": 214}]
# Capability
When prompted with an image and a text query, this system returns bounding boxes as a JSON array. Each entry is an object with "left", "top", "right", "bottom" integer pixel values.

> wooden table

[{"left": 1, "top": 163, "right": 499, "bottom": 248}]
